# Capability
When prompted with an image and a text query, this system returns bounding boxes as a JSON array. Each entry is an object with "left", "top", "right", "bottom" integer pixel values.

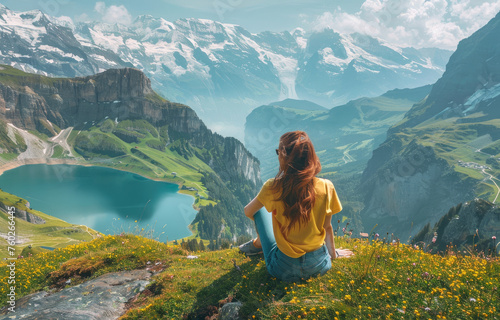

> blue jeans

[{"left": 254, "top": 208, "right": 332, "bottom": 282}]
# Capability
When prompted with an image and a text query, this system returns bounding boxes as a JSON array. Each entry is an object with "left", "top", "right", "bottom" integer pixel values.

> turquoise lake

[{"left": 0, "top": 164, "right": 197, "bottom": 242}]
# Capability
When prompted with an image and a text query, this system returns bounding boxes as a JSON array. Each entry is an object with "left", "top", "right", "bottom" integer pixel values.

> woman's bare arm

[
  {"left": 323, "top": 216, "right": 336, "bottom": 259},
  {"left": 244, "top": 196, "right": 264, "bottom": 220}
]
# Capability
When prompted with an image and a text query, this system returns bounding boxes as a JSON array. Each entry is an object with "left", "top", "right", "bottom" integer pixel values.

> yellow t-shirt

[{"left": 256, "top": 177, "right": 342, "bottom": 258}]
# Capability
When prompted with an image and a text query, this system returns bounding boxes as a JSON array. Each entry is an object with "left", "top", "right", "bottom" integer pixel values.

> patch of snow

[
  {"left": 399, "top": 61, "right": 422, "bottom": 73},
  {"left": 379, "top": 40, "right": 403, "bottom": 55},
  {"left": 420, "top": 57, "right": 440, "bottom": 70},
  {"left": 90, "top": 54, "right": 117, "bottom": 65},
  {"left": 142, "top": 40, "right": 211, "bottom": 77},
  {"left": 89, "top": 28, "right": 124, "bottom": 53},
  {"left": 354, "top": 64, "right": 380, "bottom": 73},
  {"left": 125, "top": 38, "right": 141, "bottom": 51},
  {"left": 463, "top": 82, "right": 500, "bottom": 115},
  {"left": 321, "top": 47, "right": 352, "bottom": 68},
  {"left": 295, "top": 36, "right": 307, "bottom": 49},
  {"left": 9, "top": 52, "right": 31, "bottom": 58},
  {"left": 74, "top": 34, "right": 99, "bottom": 48},
  {"left": 208, "top": 41, "right": 229, "bottom": 51},
  {"left": 48, "top": 15, "right": 75, "bottom": 30},
  {"left": 38, "top": 45, "right": 84, "bottom": 61}
]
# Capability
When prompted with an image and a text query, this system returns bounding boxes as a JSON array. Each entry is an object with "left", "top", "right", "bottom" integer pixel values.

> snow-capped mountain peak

[{"left": 0, "top": 5, "right": 452, "bottom": 138}]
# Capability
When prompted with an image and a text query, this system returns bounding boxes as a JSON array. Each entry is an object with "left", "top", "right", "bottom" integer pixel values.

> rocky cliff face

[
  {"left": 1, "top": 67, "right": 188, "bottom": 131},
  {"left": 0, "top": 201, "right": 45, "bottom": 224},
  {"left": 221, "top": 137, "right": 260, "bottom": 187},
  {"left": 361, "top": 141, "right": 474, "bottom": 241},
  {"left": 412, "top": 199, "right": 499, "bottom": 254}
]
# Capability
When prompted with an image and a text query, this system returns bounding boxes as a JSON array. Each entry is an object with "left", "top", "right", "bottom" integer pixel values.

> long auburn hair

[{"left": 271, "top": 131, "right": 321, "bottom": 235}]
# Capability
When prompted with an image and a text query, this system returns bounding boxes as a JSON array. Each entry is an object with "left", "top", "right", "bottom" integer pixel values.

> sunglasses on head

[{"left": 275, "top": 149, "right": 279, "bottom": 155}]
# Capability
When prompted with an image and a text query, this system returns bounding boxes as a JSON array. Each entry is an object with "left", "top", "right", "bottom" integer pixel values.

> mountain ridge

[{"left": 359, "top": 11, "right": 500, "bottom": 241}]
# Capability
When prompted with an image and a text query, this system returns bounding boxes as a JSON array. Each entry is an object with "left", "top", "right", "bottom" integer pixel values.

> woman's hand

[{"left": 335, "top": 249, "right": 354, "bottom": 258}]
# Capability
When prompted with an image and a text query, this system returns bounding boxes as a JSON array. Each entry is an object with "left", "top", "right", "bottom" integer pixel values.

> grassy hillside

[
  {"left": 64, "top": 119, "right": 216, "bottom": 205},
  {"left": 389, "top": 114, "right": 500, "bottom": 202},
  {"left": 0, "top": 65, "right": 61, "bottom": 88},
  {"left": 0, "top": 189, "right": 100, "bottom": 260},
  {"left": 1, "top": 234, "right": 497, "bottom": 319}
]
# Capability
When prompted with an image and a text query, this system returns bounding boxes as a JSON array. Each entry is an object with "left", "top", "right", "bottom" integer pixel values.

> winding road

[
  {"left": 342, "top": 149, "right": 355, "bottom": 164},
  {"left": 482, "top": 169, "right": 499, "bottom": 204},
  {"left": 49, "top": 127, "right": 74, "bottom": 157}
]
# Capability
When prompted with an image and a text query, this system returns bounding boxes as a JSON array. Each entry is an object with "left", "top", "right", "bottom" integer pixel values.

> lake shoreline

[
  {"left": 0, "top": 158, "right": 197, "bottom": 196},
  {"left": 0, "top": 158, "right": 180, "bottom": 184},
  {"left": 0, "top": 158, "right": 200, "bottom": 240}
]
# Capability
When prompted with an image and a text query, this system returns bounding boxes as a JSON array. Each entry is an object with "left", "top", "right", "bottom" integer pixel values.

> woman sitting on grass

[{"left": 239, "top": 131, "right": 348, "bottom": 282}]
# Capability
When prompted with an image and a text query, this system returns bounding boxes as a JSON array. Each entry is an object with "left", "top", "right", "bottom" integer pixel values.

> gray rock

[
  {"left": 414, "top": 199, "right": 500, "bottom": 253},
  {"left": 0, "top": 202, "right": 45, "bottom": 225},
  {"left": 218, "top": 302, "right": 243, "bottom": 320},
  {"left": 0, "top": 269, "right": 152, "bottom": 320}
]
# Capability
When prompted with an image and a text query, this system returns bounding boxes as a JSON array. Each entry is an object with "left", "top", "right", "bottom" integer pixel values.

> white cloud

[
  {"left": 309, "top": 0, "right": 500, "bottom": 50},
  {"left": 94, "top": 2, "right": 132, "bottom": 25},
  {"left": 94, "top": 2, "right": 106, "bottom": 15},
  {"left": 48, "top": 15, "right": 75, "bottom": 30},
  {"left": 75, "top": 13, "right": 91, "bottom": 23}
]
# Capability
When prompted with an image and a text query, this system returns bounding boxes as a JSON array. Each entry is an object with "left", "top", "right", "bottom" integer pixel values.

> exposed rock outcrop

[
  {"left": 0, "top": 269, "right": 152, "bottom": 320},
  {"left": 0, "top": 200, "right": 45, "bottom": 224},
  {"left": 360, "top": 141, "right": 473, "bottom": 241},
  {"left": 412, "top": 199, "right": 499, "bottom": 253}
]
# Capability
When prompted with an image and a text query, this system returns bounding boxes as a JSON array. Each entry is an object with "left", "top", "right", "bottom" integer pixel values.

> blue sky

[{"left": 2, "top": 0, "right": 500, "bottom": 49}]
